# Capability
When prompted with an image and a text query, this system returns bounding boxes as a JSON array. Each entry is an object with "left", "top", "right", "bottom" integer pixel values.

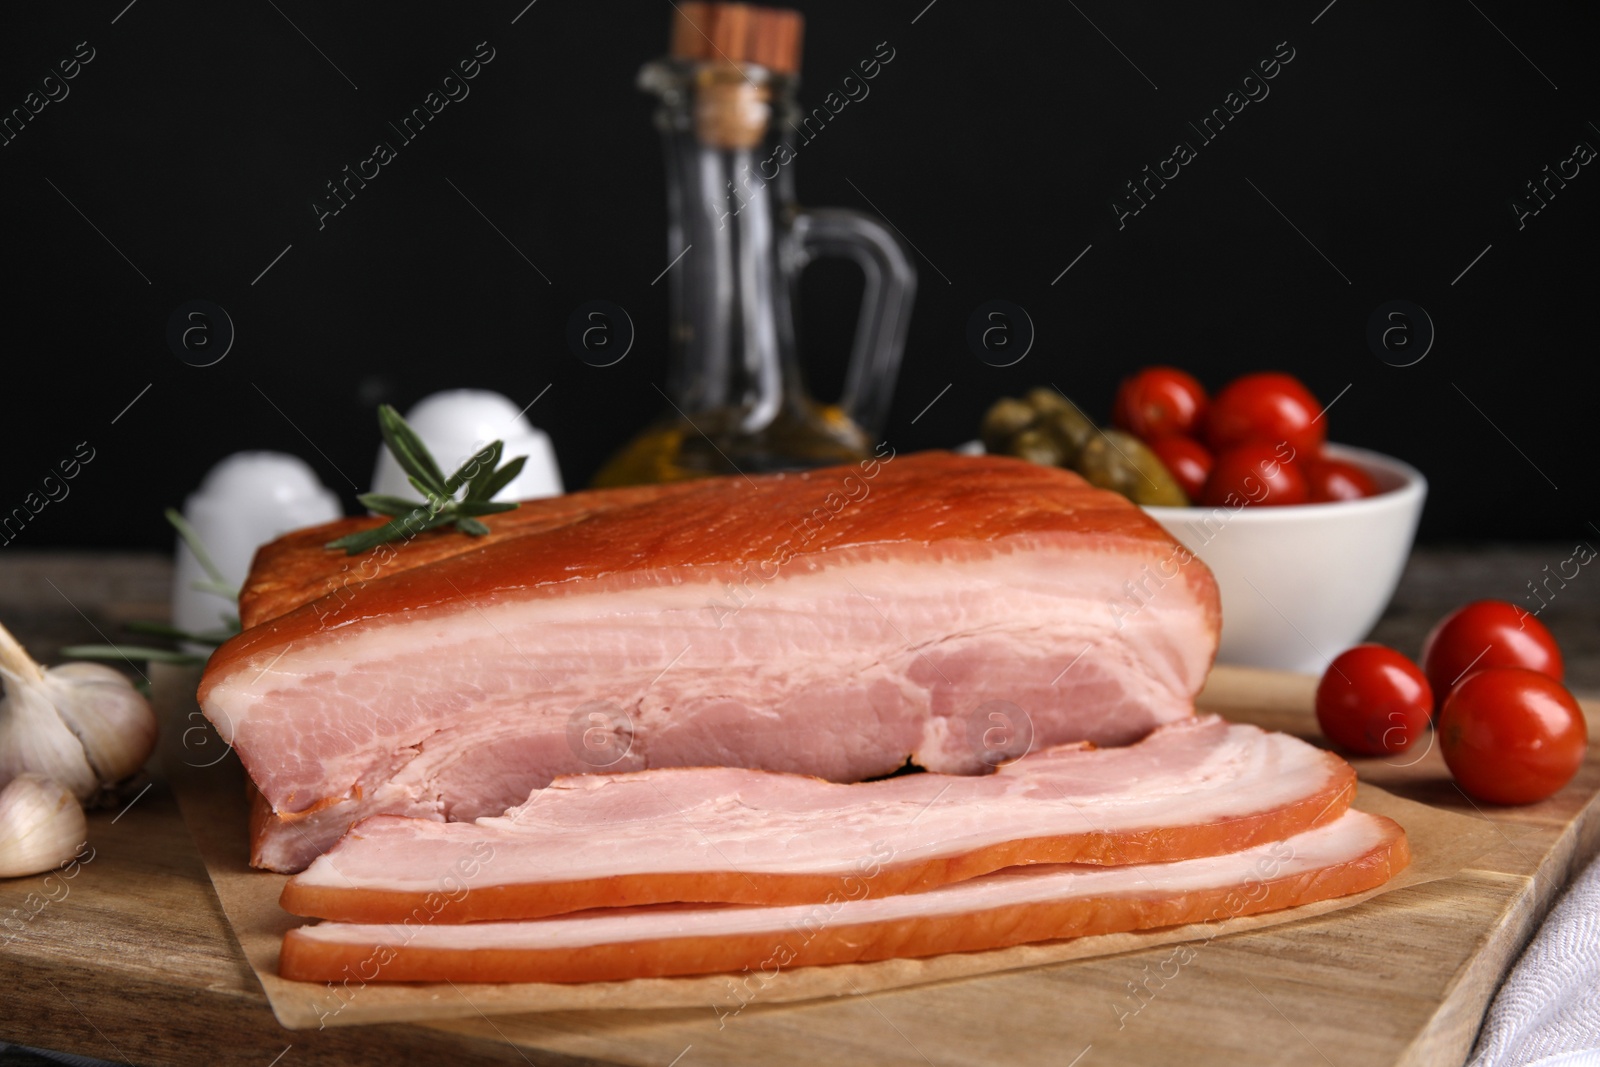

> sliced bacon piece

[
  {"left": 280, "top": 717, "right": 1354, "bottom": 922},
  {"left": 278, "top": 809, "right": 1408, "bottom": 984},
  {"left": 198, "top": 452, "right": 1221, "bottom": 872}
]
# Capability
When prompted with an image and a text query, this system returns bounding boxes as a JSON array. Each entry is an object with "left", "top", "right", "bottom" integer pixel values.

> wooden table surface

[{"left": 1, "top": 548, "right": 1596, "bottom": 1067}]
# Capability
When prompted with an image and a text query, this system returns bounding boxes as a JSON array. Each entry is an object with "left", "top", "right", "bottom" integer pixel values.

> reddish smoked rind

[{"left": 206, "top": 452, "right": 1202, "bottom": 689}]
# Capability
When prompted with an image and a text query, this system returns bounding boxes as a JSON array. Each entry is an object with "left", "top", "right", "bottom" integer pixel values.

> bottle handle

[{"left": 794, "top": 208, "right": 917, "bottom": 439}]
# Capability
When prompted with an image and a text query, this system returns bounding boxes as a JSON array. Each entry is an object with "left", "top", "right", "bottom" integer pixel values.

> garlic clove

[
  {"left": 0, "top": 773, "right": 87, "bottom": 879},
  {"left": 45, "top": 665, "right": 159, "bottom": 787},
  {"left": 0, "top": 680, "right": 99, "bottom": 801}
]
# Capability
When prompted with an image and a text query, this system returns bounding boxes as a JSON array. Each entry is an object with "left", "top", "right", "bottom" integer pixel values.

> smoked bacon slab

[{"left": 199, "top": 452, "right": 1220, "bottom": 871}]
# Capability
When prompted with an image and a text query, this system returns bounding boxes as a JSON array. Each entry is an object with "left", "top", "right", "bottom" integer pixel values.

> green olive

[
  {"left": 980, "top": 398, "right": 1037, "bottom": 453},
  {"left": 1007, "top": 427, "right": 1065, "bottom": 468},
  {"left": 1023, "top": 386, "right": 1071, "bottom": 416},
  {"left": 1038, "top": 406, "right": 1096, "bottom": 466},
  {"left": 1075, "top": 430, "right": 1189, "bottom": 506}
]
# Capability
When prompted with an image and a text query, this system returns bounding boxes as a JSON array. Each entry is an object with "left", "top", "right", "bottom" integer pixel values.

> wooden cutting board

[{"left": 4, "top": 665, "right": 1597, "bottom": 1067}]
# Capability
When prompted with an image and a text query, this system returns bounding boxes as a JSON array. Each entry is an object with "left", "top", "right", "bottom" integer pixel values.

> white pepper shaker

[{"left": 172, "top": 453, "right": 342, "bottom": 638}]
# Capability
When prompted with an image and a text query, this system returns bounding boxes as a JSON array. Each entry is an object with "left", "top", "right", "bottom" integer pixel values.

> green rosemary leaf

[
  {"left": 123, "top": 620, "right": 236, "bottom": 645},
  {"left": 378, "top": 404, "right": 448, "bottom": 496},
  {"left": 60, "top": 644, "right": 210, "bottom": 667},
  {"left": 122, "top": 620, "right": 193, "bottom": 640},
  {"left": 327, "top": 508, "right": 456, "bottom": 554},
  {"left": 405, "top": 475, "right": 454, "bottom": 513},
  {"left": 323, "top": 528, "right": 387, "bottom": 555},
  {"left": 445, "top": 441, "right": 502, "bottom": 496},
  {"left": 476, "top": 455, "right": 527, "bottom": 502},
  {"left": 166, "top": 507, "right": 235, "bottom": 594},
  {"left": 326, "top": 511, "right": 427, "bottom": 554},
  {"left": 188, "top": 579, "right": 240, "bottom": 600},
  {"left": 358, "top": 493, "right": 425, "bottom": 517},
  {"left": 454, "top": 517, "right": 491, "bottom": 536},
  {"left": 402, "top": 509, "right": 459, "bottom": 538},
  {"left": 453, "top": 500, "right": 518, "bottom": 517}
]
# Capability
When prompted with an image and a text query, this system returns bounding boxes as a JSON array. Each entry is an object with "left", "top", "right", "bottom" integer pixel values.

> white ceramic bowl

[{"left": 1143, "top": 443, "right": 1426, "bottom": 674}]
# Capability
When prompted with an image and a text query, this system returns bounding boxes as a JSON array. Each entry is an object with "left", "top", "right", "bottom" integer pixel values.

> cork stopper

[
  {"left": 670, "top": 3, "right": 803, "bottom": 76},
  {"left": 669, "top": 3, "right": 800, "bottom": 150}
]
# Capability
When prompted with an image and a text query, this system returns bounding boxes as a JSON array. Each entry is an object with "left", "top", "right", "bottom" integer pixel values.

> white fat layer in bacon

[
  {"left": 291, "top": 810, "right": 1388, "bottom": 950},
  {"left": 291, "top": 717, "right": 1337, "bottom": 892},
  {"left": 206, "top": 536, "right": 1215, "bottom": 867}
]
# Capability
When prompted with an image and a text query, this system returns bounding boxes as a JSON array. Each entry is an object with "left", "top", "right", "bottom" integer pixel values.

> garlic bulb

[
  {"left": 0, "top": 622, "right": 158, "bottom": 804},
  {"left": 0, "top": 671, "right": 98, "bottom": 799},
  {"left": 44, "top": 662, "right": 160, "bottom": 785},
  {"left": 0, "top": 773, "right": 87, "bottom": 878}
]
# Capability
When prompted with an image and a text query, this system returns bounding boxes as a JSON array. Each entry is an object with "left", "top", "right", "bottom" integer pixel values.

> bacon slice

[
  {"left": 281, "top": 717, "right": 1353, "bottom": 922},
  {"left": 278, "top": 810, "right": 1407, "bottom": 984},
  {"left": 198, "top": 452, "right": 1221, "bottom": 872}
]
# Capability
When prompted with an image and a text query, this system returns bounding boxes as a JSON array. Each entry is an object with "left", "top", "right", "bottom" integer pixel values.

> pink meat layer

[
  {"left": 199, "top": 453, "right": 1220, "bottom": 871},
  {"left": 282, "top": 717, "right": 1353, "bottom": 921},
  {"left": 278, "top": 809, "right": 1409, "bottom": 984}
]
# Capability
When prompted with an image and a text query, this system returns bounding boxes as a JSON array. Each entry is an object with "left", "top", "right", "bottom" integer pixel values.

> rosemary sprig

[
  {"left": 58, "top": 644, "right": 212, "bottom": 667},
  {"left": 325, "top": 404, "right": 526, "bottom": 555},
  {"left": 165, "top": 506, "right": 237, "bottom": 599},
  {"left": 62, "top": 509, "right": 244, "bottom": 669}
]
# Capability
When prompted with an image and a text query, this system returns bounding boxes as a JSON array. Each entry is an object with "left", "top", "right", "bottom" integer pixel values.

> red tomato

[
  {"left": 1315, "top": 644, "right": 1433, "bottom": 755},
  {"left": 1148, "top": 436, "right": 1212, "bottom": 501},
  {"left": 1421, "top": 600, "right": 1564, "bottom": 709},
  {"left": 1199, "top": 441, "right": 1308, "bottom": 507},
  {"left": 1112, "top": 367, "right": 1208, "bottom": 441},
  {"left": 1204, "top": 373, "right": 1327, "bottom": 455},
  {"left": 1305, "top": 457, "right": 1378, "bottom": 503},
  {"left": 1438, "top": 668, "right": 1588, "bottom": 804}
]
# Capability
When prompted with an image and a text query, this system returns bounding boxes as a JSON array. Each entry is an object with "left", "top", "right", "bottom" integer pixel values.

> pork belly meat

[
  {"left": 278, "top": 809, "right": 1408, "bottom": 984},
  {"left": 281, "top": 716, "right": 1351, "bottom": 922},
  {"left": 199, "top": 452, "right": 1221, "bottom": 871}
]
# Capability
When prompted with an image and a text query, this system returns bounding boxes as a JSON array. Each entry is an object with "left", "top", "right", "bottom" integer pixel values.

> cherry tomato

[
  {"left": 1305, "top": 457, "right": 1378, "bottom": 503},
  {"left": 1438, "top": 667, "right": 1588, "bottom": 804},
  {"left": 1204, "top": 373, "right": 1327, "bottom": 455},
  {"left": 1147, "top": 436, "right": 1212, "bottom": 501},
  {"left": 1112, "top": 367, "right": 1209, "bottom": 442},
  {"left": 1421, "top": 600, "right": 1564, "bottom": 709},
  {"left": 1199, "top": 441, "right": 1308, "bottom": 507},
  {"left": 1315, "top": 644, "right": 1433, "bottom": 755}
]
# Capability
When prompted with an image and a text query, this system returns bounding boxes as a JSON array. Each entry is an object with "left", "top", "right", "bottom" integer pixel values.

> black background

[{"left": 2, "top": 0, "right": 1596, "bottom": 550}]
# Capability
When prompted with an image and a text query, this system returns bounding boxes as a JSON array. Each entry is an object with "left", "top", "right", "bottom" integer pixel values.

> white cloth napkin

[{"left": 1468, "top": 853, "right": 1600, "bottom": 1067}]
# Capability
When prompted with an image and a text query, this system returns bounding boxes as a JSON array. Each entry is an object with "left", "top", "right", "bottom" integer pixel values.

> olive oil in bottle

[{"left": 593, "top": 3, "right": 915, "bottom": 487}]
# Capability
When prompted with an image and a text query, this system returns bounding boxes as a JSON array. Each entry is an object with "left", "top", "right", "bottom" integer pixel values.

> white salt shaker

[
  {"left": 370, "top": 390, "right": 563, "bottom": 503},
  {"left": 172, "top": 453, "right": 343, "bottom": 637}
]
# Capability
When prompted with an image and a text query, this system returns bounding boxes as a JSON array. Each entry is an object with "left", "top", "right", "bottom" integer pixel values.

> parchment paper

[{"left": 153, "top": 666, "right": 1506, "bottom": 1032}]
